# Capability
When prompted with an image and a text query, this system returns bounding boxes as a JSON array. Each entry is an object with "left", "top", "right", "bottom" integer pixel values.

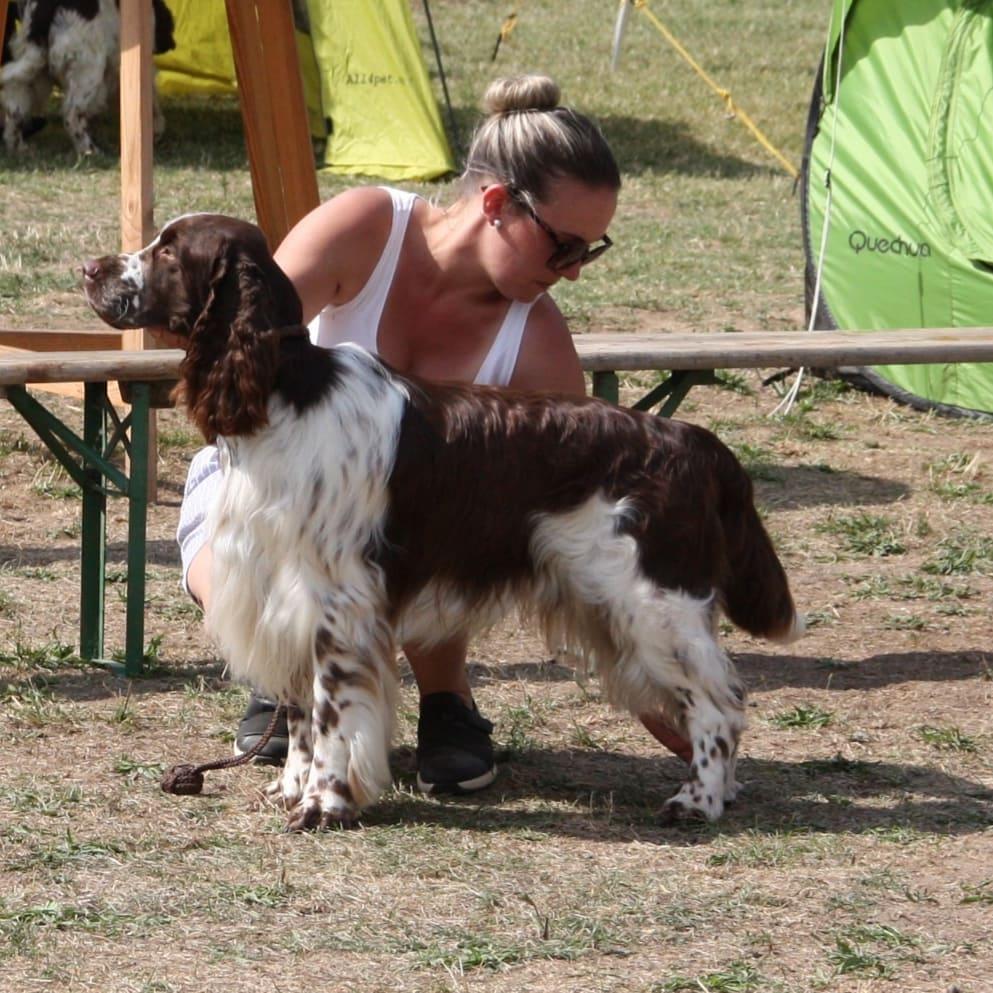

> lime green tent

[
  {"left": 155, "top": 0, "right": 454, "bottom": 182},
  {"left": 802, "top": 0, "right": 993, "bottom": 416}
]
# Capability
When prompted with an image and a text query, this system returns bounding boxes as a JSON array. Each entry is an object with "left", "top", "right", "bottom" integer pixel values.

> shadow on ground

[
  {"left": 753, "top": 464, "right": 911, "bottom": 509},
  {"left": 371, "top": 745, "right": 993, "bottom": 844}
]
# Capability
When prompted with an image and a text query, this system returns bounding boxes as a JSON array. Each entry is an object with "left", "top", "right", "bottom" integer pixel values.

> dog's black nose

[{"left": 81, "top": 259, "right": 102, "bottom": 281}]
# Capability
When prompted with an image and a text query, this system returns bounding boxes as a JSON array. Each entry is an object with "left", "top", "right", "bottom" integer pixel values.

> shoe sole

[
  {"left": 416, "top": 764, "right": 498, "bottom": 796},
  {"left": 232, "top": 740, "right": 287, "bottom": 767}
]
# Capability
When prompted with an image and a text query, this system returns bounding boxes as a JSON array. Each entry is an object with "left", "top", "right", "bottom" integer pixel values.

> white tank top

[{"left": 308, "top": 187, "right": 536, "bottom": 387}]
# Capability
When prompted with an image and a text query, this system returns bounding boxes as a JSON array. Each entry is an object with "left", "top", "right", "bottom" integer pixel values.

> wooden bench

[
  {"left": 575, "top": 327, "right": 993, "bottom": 413},
  {"left": 1, "top": 348, "right": 183, "bottom": 676},
  {"left": 4, "top": 327, "right": 993, "bottom": 676}
]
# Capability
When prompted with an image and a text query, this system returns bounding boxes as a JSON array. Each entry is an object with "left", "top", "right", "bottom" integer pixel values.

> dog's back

[{"left": 379, "top": 384, "right": 800, "bottom": 643}]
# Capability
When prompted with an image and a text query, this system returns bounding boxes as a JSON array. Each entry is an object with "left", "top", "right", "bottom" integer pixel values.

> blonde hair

[{"left": 461, "top": 74, "right": 620, "bottom": 203}]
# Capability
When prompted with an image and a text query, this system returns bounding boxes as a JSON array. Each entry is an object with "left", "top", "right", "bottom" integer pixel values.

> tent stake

[{"left": 422, "top": 0, "right": 460, "bottom": 160}]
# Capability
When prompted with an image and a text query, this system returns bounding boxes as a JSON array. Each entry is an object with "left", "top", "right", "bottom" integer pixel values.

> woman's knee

[{"left": 186, "top": 545, "right": 212, "bottom": 611}]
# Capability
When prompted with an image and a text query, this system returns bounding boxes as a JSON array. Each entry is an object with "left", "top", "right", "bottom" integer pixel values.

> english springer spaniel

[
  {"left": 1, "top": 0, "right": 175, "bottom": 155},
  {"left": 82, "top": 214, "right": 803, "bottom": 831}
]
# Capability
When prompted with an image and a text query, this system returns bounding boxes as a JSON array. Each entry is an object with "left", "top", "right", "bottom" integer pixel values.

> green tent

[
  {"left": 155, "top": 0, "right": 454, "bottom": 182},
  {"left": 802, "top": 0, "right": 993, "bottom": 415}
]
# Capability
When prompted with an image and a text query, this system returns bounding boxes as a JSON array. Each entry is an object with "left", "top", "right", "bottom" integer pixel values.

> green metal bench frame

[{"left": 4, "top": 381, "right": 153, "bottom": 676}]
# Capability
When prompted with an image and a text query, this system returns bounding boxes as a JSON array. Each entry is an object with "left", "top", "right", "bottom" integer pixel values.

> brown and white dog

[
  {"left": 1, "top": 0, "right": 175, "bottom": 155},
  {"left": 82, "top": 213, "right": 803, "bottom": 830}
]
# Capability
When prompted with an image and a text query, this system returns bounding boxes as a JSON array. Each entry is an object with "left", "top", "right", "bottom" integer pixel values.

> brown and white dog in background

[
  {"left": 82, "top": 213, "right": 804, "bottom": 831},
  {"left": 1, "top": 0, "right": 175, "bottom": 155}
]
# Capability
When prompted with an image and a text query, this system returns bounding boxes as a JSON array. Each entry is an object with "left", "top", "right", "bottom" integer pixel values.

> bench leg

[
  {"left": 592, "top": 370, "right": 619, "bottom": 405},
  {"left": 80, "top": 382, "right": 107, "bottom": 660},
  {"left": 592, "top": 369, "right": 718, "bottom": 416},
  {"left": 124, "top": 382, "right": 151, "bottom": 677}
]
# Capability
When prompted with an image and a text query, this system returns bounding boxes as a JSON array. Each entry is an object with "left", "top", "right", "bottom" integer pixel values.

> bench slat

[
  {"left": 574, "top": 328, "right": 993, "bottom": 372},
  {"left": 0, "top": 348, "right": 184, "bottom": 386},
  {"left": 4, "top": 328, "right": 993, "bottom": 387}
]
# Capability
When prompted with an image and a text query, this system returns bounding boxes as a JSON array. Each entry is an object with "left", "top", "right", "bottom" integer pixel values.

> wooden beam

[
  {"left": 0, "top": 0, "right": 11, "bottom": 69},
  {"left": 225, "top": 0, "right": 319, "bottom": 250},
  {"left": 0, "top": 349, "right": 183, "bottom": 386},
  {"left": 0, "top": 329, "right": 124, "bottom": 351},
  {"left": 572, "top": 328, "right": 993, "bottom": 372},
  {"left": 119, "top": 0, "right": 159, "bottom": 499},
  {"left": 119, "top": 0, "right": 154, "bottom": 253}
]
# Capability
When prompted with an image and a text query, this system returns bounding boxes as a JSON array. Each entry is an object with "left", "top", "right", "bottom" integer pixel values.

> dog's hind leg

[
  {"left": 660, "top": 684, "right": 744, "bottom": 822},
  {"left": 285, "top": 613, "right": 397, "bottom": 832},
  {"left": 532, "top": 497, "right": 745, "bottom": 822},
  {"left": 599, "top": 588, "right": 745, "bottom": 822},
  {"left": 654, "top": 600, "right": 746, "bottom": 822},
  {"left": 0, "top": 43, "right": 47, "bottom": 152}
]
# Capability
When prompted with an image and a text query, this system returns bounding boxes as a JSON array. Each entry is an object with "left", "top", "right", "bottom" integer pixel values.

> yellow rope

[{"left": 631, "top": 0, "right": 798, "bottom": 179}]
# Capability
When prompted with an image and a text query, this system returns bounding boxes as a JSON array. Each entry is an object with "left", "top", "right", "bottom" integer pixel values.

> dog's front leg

[
  {"left": 264, "top": 703, "right": 311, "bottom": 810},
  {"left": 285, "top": 622, "right": 396, "bottom": 832}
]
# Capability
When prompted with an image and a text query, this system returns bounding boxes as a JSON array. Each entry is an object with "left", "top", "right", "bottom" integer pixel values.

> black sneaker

[
  {"left": 416, "top": 692, "right": 497, "bottom": 795},
  {"left": 233, "top": 693, "right": 288, "bottom": 766}
]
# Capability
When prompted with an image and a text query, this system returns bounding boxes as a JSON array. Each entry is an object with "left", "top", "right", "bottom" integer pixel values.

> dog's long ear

[
  {"left": 178, "top": 252, "right": 280, "bottom": 442},
  {"left": 174, "top": 218, "right": 305, "bottom": 442}
]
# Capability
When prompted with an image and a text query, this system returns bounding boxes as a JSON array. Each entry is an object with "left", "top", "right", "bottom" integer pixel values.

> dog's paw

[
  {"left": 284, "top": 799, "right": 359, "bottom": 832},
  {"left": 259, "top": 777, "right": 304, "bottom": 811},
  {"left": 660, "top": 785, "right": 723, "bottom": 824},
  {"left": 722, "top": 777, "right": 744, "bottom": 804}
]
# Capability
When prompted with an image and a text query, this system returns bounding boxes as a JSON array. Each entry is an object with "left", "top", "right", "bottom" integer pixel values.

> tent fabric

[
  {"left": 153, "top": 0, "right": 453, "bottom": 182},
  {"left": 803, "top": 0, "right": 993, "bottom": 416},
  {"left": 154, "top": 1, "right": 326, "bottom": 139},
  {"left": 307, "top": 0, "right": 454, "bottom": 180}
]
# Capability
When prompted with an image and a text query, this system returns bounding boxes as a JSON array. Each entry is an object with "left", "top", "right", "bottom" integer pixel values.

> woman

[{"left": 178, "top": 73, "right": 690, "bottom": 794}]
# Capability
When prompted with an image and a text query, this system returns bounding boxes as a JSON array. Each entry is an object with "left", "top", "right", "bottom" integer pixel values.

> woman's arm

[
  {"left": 274, "top": 186, "right": 394, "bottom": 323},
  {"left": 509, "top": 295, "right": 586, "bottom": 396}
]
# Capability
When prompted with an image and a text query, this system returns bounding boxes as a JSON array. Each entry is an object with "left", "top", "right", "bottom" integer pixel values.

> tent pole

[{"left": 421, "top": 0, "right": 460, "bottom": 160}]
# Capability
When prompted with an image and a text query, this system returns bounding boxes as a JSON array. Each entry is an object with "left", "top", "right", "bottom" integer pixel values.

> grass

[
  {"left": 769, "top": 704, "right": 834, "bottom": 730},
  {"left": 655, "top": 961, "right": 765, "bottom": 992},
  {"left": 916, "top": 725, "right": 979, "bottom": 753},
  {"left": 816, "top": 513, "right": 907, "bottom": 557},
  {"left": 922, "top": 532, "right": 993, "bottom": 575}
]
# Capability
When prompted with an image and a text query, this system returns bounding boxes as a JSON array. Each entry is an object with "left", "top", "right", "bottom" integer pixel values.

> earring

[{"left": 492, "top": 218, "right": 502, "bottom": 229}]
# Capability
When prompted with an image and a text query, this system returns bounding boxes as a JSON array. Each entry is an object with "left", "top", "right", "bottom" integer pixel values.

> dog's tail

[{"left": 719, "top": 456, "right": 804, "bottom": 644}]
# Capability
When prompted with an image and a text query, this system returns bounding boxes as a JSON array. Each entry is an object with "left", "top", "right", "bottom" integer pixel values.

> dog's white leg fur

[
  {"left": 265, "top": 703, "right": 312, "bottom": 810},
  {"left": 531, "top": 495, "right": 746, "bottom": 821},
  {"left": 1, "top": 42, "right": 46, "bottom": 152},
  {"left": 285, "top": 612, "right": 397, "bottom": 830},
  {"left": 202, "top": 365, "right": 406, "bottom": 829},
  {"left": 60, "top": 55, "right": 109, "bottom": 155}
]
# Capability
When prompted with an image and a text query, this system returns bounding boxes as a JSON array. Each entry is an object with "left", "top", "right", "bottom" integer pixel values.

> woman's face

[{"left": 489, "top": 177, "right": 618, "bottom": 302}]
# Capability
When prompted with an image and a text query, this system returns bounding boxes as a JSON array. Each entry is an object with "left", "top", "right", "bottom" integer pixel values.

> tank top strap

[
  {"left": 308, "top": 187, "right": 420, "bottom": 351},
  {"left": 473, "top": 298, "right": 537, "bottom": 387}
]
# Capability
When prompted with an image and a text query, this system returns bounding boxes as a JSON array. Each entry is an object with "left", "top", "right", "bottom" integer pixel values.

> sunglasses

[{"left": 506, "top": 187, "right": 613, "bottom": 271}]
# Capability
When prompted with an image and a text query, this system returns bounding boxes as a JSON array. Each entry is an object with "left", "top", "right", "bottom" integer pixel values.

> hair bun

[{"left": 482, "top": 74, "right": 561, "bottom": 116}]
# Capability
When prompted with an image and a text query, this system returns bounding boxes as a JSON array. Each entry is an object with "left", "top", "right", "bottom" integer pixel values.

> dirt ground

[{"left": 1, "top": 367, "right": 991, "bottom": 992}]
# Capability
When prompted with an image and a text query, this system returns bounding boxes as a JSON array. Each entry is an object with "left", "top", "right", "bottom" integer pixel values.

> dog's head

[{"left": 83, "top": 213, "right": 305, "bottom": 442}]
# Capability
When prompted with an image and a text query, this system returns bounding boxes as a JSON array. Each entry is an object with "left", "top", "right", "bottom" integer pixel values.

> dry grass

[
  {"left": 2, "top": 1, "right": 993, "bottom": 989},
  {"left": 2, "top": 374, "right": 992, "bottom": 992}
]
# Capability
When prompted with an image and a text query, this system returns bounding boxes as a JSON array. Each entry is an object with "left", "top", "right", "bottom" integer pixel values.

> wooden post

[
  {"left": 119, "top": 0, "right": 158, "bottom": 501},
  {"left": 0, "top": 0, "right": 11, "bottom": 68},
  {"left": 225, "top": 0, "right": 320, "bottom": 250}
]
